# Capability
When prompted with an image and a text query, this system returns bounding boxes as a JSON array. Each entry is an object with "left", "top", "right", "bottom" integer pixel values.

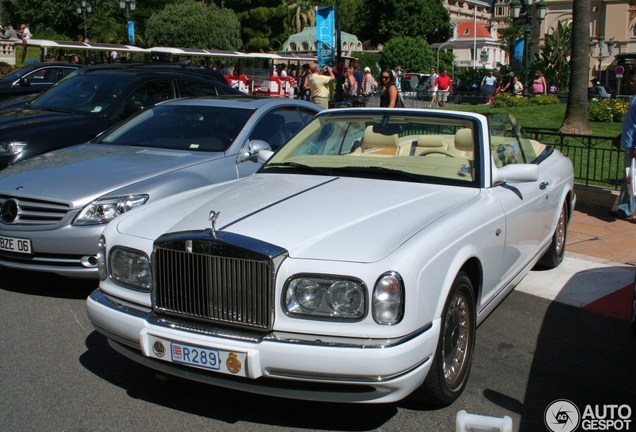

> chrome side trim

[
  {"left": 265, "top": 355, "right": 431, "bottom": 383},
  {"left": 263, "top": 323, "right": 433, "bottom": 349}
]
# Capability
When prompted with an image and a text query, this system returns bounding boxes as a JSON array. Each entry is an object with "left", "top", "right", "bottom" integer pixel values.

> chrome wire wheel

[
  {"left": 442, "top": 290, "right": 471, "bottom": 391},
  {"left": 420, "top": 272, "right": 475, "bottom": 406},
  {"left": 554, "top": 206, "right": 566, "bottom": 258}
]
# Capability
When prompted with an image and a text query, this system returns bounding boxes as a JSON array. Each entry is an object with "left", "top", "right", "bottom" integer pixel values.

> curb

[{"left": 573, "top": 184, "right": 619, "bottom": 210}]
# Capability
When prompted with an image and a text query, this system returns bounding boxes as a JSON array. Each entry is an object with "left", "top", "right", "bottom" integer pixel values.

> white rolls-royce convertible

[{"left": 87, "top": 108, "right": 575, "bottom": 406}]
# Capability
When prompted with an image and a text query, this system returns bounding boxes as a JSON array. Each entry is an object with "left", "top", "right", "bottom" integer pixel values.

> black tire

[
  {"left": 419, "top": 271, "right": 476, "bottom": 407},
  {"left": 538, "top": 202, "right": 568, "bottom": 269}
]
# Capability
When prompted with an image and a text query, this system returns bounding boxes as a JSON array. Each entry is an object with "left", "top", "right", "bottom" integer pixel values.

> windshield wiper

[
  {"left": 337, "top": 165, "right": 425, "bottom": 182},
  {"left": 263, "top": 161, "right": 333, "bottom": 174},
  {"left": 33, "top": 106, "right": 77, "bottom": 115}
]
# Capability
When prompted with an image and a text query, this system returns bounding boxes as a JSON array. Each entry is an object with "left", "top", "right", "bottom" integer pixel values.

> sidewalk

[
  {"left": 516, "top": 185, "right": 636, "bottom": 322},
  {"left": 568, "top": 186, "right": 636, "bottom": 266}
]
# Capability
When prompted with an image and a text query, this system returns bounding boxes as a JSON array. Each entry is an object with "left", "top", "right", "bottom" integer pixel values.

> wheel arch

[{"left": 459, "top": 257, "right": 483, "bottom": 303}]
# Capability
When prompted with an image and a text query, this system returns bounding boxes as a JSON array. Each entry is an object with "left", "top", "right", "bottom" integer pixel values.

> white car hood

[{"left": 116, "top": 174, "right": 480, "bottom": 263}]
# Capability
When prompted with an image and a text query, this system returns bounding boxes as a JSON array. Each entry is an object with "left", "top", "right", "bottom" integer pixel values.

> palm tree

[
  {"left": 559, "top": 0, "right": 591, "bottom": 134},
  {"left": 288, "top": 0, "right": 315, "bottom": 34}
]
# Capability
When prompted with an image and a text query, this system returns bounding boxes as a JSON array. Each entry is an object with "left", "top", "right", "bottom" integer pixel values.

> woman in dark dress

[{"left": 379, "top": 68, "right": 399, "bottom": 107}]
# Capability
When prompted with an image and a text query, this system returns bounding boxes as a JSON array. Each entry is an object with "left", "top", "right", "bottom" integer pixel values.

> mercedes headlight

[
  {"left": 0, "top": 141, "right": 27, "bottom": 155},
  {"left": 372, "top": 271, "right": 404, "bottom": 325},
  {"left": 284, "top": 275, "right": 366, "bottom": 320},
  {"left": 74, "top": 194, "right": 149, "bottom": 225},
  {"left": 109, "top": 246, "right": 151, "bottom": 291}
]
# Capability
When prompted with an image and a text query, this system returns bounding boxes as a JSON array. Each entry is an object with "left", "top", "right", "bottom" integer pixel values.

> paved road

[{"left": 1, "top": 264, "right": 634, "bottom": 432}]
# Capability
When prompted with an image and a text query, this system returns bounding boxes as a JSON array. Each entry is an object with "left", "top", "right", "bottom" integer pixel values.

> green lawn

[{"left": 448, "top": 103, "right": 623, "bottom": 138}]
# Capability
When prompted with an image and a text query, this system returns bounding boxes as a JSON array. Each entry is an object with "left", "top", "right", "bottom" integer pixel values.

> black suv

[{"left": 0, "top": 63, "right": 244, "bottom": 169}]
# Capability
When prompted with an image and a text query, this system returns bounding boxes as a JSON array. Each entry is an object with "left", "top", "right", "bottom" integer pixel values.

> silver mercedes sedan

[{"left": 0, "top": 97, "right": 321, "bottom": 278}]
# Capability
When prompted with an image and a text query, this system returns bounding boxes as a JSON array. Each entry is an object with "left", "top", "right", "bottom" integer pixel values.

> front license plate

[
  {"left": 146, "top": 335, "right": 248, "bottom": 377},
  {"left": 0, "top": 235, "right": 32, "bottom": 254}
]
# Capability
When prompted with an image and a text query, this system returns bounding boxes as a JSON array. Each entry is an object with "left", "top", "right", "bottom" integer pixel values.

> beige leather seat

[
  {"left": 451, "top": 128, "right": 474, "bottom": 158},
  {"left": 416, "top": 135, "right": 448, "bottom": 156},
  {"left": 361, "top": 125, "right": 400, "bottom": 155}
]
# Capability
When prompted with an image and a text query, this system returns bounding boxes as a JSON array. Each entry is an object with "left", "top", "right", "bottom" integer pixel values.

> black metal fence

[{"left": 524, "top": 129, "right": 623, "bottom": 190}]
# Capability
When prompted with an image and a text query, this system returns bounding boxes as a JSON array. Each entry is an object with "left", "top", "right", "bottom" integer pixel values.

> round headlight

[
  {"left": 109, "top": 247, "right": 151, "bottom": 291},
  {"left": 284, "top": 275, "right": 366, "bottom": 320},
  {"left": 327, "top": 281, "right": 364, "bottom": 316},
  {"left": 292, "top": 278, "right": 323, "bottom": 310}
]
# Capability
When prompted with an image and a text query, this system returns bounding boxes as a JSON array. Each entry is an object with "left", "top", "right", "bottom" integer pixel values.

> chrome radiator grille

[
  {"left": 0, "top": 195, "right": 69, "bottom": 225},
  {"left": 153, "top": 232, "right": 287, "bottom": 332}
]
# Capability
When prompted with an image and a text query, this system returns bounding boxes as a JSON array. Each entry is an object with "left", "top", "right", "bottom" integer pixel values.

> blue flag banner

[
  {"left": 316, "top": 6, "right": 335, "bottom": 69},
  {"left": 128, "top": 21, "right": 135, "bottom": 45},
  {"left": 513, "top": 38, "right": 524, "bottom": 74}
]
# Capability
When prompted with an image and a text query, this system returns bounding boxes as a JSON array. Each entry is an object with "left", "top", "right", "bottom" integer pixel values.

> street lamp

[
  {"left": 76, "top": 0, "right": 92, "bottom": 41},
  {"left": 119, "top": 0, "right": 136, "bottom": 45},
  {"left": 589, "top": 35, "right": 615, "bottom": 86},
  {"left": 510, "top": 0, "right": 547, "bottom": 94}
]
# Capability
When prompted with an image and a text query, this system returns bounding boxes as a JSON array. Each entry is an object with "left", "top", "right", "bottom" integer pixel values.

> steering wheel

[
  {"left": 305, "top": 141, "right": 323, "bottom": 155},
  {"left": 420, "top": 149, "right": 457, "bottom": 157}
]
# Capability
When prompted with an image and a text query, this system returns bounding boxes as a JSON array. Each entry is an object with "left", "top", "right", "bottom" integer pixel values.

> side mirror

[
  {"left": 238, "top": 139, "right": 271, "bottom": 163},
  {"left": 492, "top": 163, "right": 539, "bottom": 184},
  {"left": 257, "top": 149, "right": 274, "bottom": 164},
  {"left": 19, "top": 77, "right": 30, "bottom": 87}
]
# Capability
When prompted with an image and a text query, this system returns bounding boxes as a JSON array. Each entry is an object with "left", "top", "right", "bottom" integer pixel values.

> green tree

[
  {"left": 533, "top": 21, "right": 571, "bottom": 92},
  {"left": 224, "top": 0, "right": 288, "bottom": 52},
  {"left": 145, "top": 1, "right": 241, "bottom": 50},
  {"left": 356, "top": 0, "right": 451, "bottom": 46},
  {"left": 287, "top": 0, "right": 315, "bottom": 34},
  {"left": 5, "top": 0, "right": 176, "bottom": 44},
  {"left": 380, "top": 36, "right": 437, "bottom": 72}
]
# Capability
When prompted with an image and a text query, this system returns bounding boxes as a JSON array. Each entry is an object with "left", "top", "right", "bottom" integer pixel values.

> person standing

[
  {"left": 531, "top": 70, "right": 547, "bottom": 95},
  {"left": 299, "top": 63, "right": 311, "bottom": 101},
  {"left": 362, "top": 67, "right": 377, "bottom": 96},
  {"left": 428, "top": 67, "right": 439, "bottom": 108},
  {"left": 308, "top": 63, "right": 335, "bottom": 109},
  {"left": 379, "top": 68, "right": 399, "bottom": 108},
  {"left": 513, "top": 75, "right": 524, "bottom": 96},
  {"left": 480, "top": 70, "right": 497, "bottom": 100},
  {"left": 613, "top": 96, "right": 636, "bottom": 221},
  {"left": 353, "top": 64, "right": 364, "bottom": 96},
  {"left": 434, "top": 69, "right": 452, "bottom": 107},
  {"left": 393, "top": 65, "right": 403, "bottom": 93},
  {"left": 18, "top": 24, "right": 31, "bottom": 40}
]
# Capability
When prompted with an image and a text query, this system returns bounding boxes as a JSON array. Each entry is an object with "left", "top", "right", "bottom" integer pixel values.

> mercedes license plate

[{"left": 0, "top": 235, "right": 32, "bottom": 254}]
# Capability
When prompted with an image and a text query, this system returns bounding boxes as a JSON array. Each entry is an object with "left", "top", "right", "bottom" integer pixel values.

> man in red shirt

[{"left": 434, "top": 69, "right": 453, "bottom": 107}]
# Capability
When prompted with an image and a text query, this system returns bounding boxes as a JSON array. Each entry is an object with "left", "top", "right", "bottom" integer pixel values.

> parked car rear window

[{"left": 99, "top": 104, "right": 253, "bottom": 152}]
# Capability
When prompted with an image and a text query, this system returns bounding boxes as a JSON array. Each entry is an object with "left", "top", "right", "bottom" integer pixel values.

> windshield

[
  {"left": 98, "top": 104, "right": 253, "bottom": 152},
  {"left": 486, "top": 112, "right": 550, "bottom": 166},
  {"left": 263, "top": 111, "right": 480, "bottom": 186},
  {"left": 30, "top": 73, "right": 135, "bottom": 114}
]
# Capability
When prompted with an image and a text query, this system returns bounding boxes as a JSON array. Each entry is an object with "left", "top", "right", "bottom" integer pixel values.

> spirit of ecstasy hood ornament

[{"left": 209, "top": 210, "right": 221, "bottom": 237}]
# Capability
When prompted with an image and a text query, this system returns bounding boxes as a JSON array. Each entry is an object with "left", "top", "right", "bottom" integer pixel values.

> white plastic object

[{"left": 456, "top": 410, "right": 513, "bottom": 432}]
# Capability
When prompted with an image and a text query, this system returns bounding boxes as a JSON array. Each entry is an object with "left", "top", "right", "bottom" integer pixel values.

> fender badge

[{"left": 209, "top": 210, "right": 221, "bottom": 238}]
